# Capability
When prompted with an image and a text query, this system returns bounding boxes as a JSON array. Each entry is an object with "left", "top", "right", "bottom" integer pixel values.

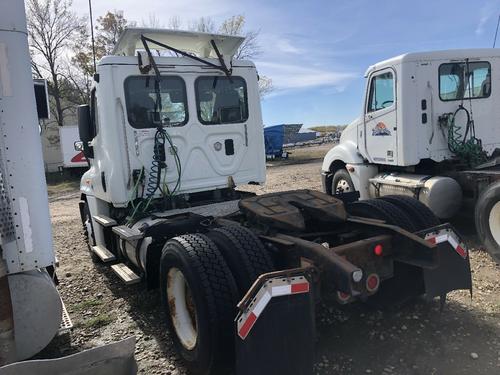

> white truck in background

[
  {"left": 321, "top": 50, "right": 500, "bottom": 263},
  {"left": 60, "top": 125, "right": 87, "bottom": 169}
]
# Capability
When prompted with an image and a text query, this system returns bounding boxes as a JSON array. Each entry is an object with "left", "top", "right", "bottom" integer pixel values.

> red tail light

[
  {"left": 373, "top": 244, "right": 383, "bottom": 256},
  {"left": 366, "top": 273, "right": 380, "bottom": 292}
]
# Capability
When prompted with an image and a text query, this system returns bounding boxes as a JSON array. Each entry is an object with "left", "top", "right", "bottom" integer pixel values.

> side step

[
  {"left": 92, "top": 245, "right": 116, "bottom": 262},
  {"left": 112, "top": 225, "right": 144, "bottom": 241},
  {"left": 93, "top": 215, "right": 117, "bottom": 227},
  {"left": 111, "top": 263, "right": 141, "bottom": 285}
]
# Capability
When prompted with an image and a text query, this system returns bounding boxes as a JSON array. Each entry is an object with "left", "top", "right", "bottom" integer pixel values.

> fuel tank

[{"left": 369, "top": 173, "right": 462, "bottom": 219}]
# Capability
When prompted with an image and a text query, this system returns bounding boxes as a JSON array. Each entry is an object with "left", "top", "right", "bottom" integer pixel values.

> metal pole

[
  {"left": 0, "top": 258, "right": 16, "bottom": 366},
  {"left": 493, "top": 14, "right": 500, "bottom": 48},
  {"left": 88, "top": 0, "right": 97, "bottom": 73}
]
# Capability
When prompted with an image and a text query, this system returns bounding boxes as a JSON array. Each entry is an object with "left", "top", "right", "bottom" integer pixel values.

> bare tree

[
  {"left": 95, "top": 11, "right": 136, "bottom": 55},
  {"left": 189, "top": 17, "right": 216, "bottom": 33},
  {"left": 27, "top": 0, "right": 86, "bottom": 126},
  {"left": 168, "top": 16, "right": 182, "bottom": 30},
  {"left": 218, "top": 15, "right": 261, "bottom": 60},
  {"left": 141, "top": 13, "right": 165, "bottom": 28}
]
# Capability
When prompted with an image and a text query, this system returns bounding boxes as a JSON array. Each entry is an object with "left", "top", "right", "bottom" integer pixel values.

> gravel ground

[{"left": 39, "top": 159, "right": 500, "bottom": 374}]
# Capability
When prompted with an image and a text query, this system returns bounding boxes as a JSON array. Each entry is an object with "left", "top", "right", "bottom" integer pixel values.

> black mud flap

[
  {"left": 235, "top": 272, "right": 315, "bottom": 375},
  {"left": 418, "top": 224, "right": 472, "bottom": 300}
]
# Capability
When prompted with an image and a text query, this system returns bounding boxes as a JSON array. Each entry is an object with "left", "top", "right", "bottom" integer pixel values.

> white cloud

[
  {"left": 275, "top": 39, "right": 302, "bottom": 54},
  {"left": 476, "top": 1, "right": 500, "bottom": 35},
  {"left": 256, "top": 61, "right": 356, "bottom": 95}
]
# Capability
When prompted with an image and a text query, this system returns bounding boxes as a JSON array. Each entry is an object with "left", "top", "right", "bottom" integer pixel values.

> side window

[
  {"left": 439, "top": 61, "right": 491, "bottom": 101},
  {"left": 367, "top": 71, "right": 394, "bottom": 113},
  {"left": 195, "top": 76, "right": 248, "bottom": 125},
  {"left": 124, "top": 76, "right": 188, "bottom": 128}
]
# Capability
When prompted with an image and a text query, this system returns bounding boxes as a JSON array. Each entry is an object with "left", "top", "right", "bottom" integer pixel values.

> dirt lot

[{"left": 40, "top": 152, "right": 500, "bottom": 374}]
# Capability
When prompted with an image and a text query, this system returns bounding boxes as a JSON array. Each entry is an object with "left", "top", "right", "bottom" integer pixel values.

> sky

[{"left": 73, "top": 0, "right": 500, "bottom": 127}]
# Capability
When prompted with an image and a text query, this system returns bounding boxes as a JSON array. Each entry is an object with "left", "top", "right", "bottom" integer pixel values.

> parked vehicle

[
  {"left": 60, "top": 125, "right": 87, "bottom": 169},
  {"left": 76, "top": 29, "right": 473, "bottom": 375},
  {"left": 321, "top": 50, "right": 500, "bottom": 264}
]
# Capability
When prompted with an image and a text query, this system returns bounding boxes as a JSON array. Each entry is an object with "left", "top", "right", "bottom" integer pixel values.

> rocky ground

[{"left": 39, "top": 154, "right": 500, "bottom": 374}]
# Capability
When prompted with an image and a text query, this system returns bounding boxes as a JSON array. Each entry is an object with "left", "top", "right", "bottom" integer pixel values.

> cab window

[
  {"left": 195, "top": 76, "right": 248, "bottom": 125},
  {"left": 124, "top": 76, "right": 188, "bottom": 128},
  {"left": 367, "top": 71, "right": 394, "bottom": 113},
  {"left": 439, "top": 61, "right": 491, "bottom": 101}
]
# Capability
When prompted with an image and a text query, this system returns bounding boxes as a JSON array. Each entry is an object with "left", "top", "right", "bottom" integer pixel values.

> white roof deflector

[{"left": 113, "top": 28, "right": 244, "bottom": 66}]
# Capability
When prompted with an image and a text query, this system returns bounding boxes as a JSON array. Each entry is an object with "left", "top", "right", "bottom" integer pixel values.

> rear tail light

[
  {"left": 336, "top": 291, "right": 351, "bottom": 303},
  {"left": 366, "top": 273, "right": 380, "bottom": 292},
  {"left": 373, "top": 244, "right": 384, "bottom": 256}
]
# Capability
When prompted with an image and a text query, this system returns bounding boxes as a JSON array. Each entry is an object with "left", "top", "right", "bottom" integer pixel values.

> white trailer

[
  {"left": 0, "top": 1, "right": 136, "bottom": 373},
  {"left": 321, "top": 49, "right": 500, "bottom": 263}
]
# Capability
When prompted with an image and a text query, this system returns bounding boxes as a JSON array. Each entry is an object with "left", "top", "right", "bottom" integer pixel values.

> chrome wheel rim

[{"left": 335, "top": 178, "right": 351, "bottom": 194}]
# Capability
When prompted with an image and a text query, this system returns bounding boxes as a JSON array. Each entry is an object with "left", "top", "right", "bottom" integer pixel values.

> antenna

[
  {"left": 493, "top": 14, "right": 500, "bottom": 48},
  {"left": 88, "top": 0, "right": 97, "bottom": 72}
]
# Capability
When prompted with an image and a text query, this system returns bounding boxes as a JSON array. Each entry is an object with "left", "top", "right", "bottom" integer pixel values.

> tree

[
  {"left": 189, "top": 17, "right": 216, "bottom": 33},
  {"left": 95, "top": 11, "right": 136, "bottom": 56},
  {"left": 27, "top": 0, "right": 86, "bottom": 126},
  {"left": 218, "top": 15, "right": 260, "bottom": 60}
]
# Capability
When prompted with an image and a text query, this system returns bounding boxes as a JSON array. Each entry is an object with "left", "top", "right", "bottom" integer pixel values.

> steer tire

[
  {"left": 347, "top": 198, "right": 417, "bottom": 232},
  {"left": 379, "top": 195, "right": 440, "bottom": 231},
  {"left": 332, "top": 169, "right": 355, "bottom": 195},
  {"left": 81, "top": 200, "right": 99, "bottom": 263},
  {"left": 208, "top": 225, "right": 275, "bottom": 295},
  {"left": 160, "top": 234, "right": 238, "bottom": 375},
  {"left": 475, "top": 182, "right": 500, "bottom": 264}
]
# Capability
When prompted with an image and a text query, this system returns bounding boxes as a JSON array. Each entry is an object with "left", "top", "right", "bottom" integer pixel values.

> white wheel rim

[
  {"left": 336, "top": 179, "right": 351, "bottom": 194},
  {"left": 167, "top": 268, "right": 198, "bottom": 350},
  {"left": 489, "top": 201, "right": 500, "bottom": 246}
]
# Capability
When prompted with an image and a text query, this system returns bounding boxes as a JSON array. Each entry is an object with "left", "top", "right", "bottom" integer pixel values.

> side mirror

[
  {"left": 77, "top": 104, "right": 92, "bottom": 143},
  {"left": 74, "top": 141, "right": 84, "bottom": 151}
]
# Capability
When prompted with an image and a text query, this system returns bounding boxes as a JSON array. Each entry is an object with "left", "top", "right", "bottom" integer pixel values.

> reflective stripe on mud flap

[
  {"left": 237, "top": 276, "right": 310, "bottom": 340},
  {"left": 425, "top": 229, "right": 468, "bottom": 259}
]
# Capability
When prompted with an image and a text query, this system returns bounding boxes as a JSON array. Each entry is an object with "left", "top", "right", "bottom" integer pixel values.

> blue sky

[{"left": 73, "top": 0, "right": 500, "bottom": 127}]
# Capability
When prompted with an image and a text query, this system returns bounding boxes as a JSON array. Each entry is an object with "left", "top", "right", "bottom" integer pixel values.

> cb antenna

[
  {"left": 493, "top": 14, "right": 500, "bottom": 48},
  {"left": 88, "top": 0, "right": 97, "bottom": 73}
]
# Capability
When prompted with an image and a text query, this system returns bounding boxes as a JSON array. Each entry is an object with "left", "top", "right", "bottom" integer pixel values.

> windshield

[
  {"left": 124, "top": 76, "right": 188, "bottom": 128},
  {"left": 195, "top": 76, "right": 248, "bottom": 125}
]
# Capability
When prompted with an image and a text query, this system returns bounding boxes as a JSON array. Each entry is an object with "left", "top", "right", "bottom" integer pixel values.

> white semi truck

[
  {"left": 75, "top": 28, "right": 475, "bottom": 375},
  {"left": 321, "top": 50, "right": 500, "bottom": 264}
]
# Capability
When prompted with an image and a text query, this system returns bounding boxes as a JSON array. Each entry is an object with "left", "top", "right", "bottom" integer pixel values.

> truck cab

[
  {"left": 322, "top": 49, "right": 500, "bottom": 263},
  {"left": 79, "top": 29, "right": 265, "bottom": 213}
]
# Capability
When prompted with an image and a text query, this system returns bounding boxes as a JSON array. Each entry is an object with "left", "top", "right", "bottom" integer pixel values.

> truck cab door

[{"left": 364, "top": 68, "right": 398, "bottom": 164}]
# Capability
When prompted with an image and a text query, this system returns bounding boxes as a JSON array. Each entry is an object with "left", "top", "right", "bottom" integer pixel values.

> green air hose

[{"left": 442, "top": 105, "right": 487, "bottom": 166}]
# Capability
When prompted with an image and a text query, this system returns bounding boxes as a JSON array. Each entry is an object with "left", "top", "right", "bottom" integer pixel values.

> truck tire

[
  {"left": 347, "top": 198, "right": 417, "bottom": 232},
  {"left": 379, "top": 195, "right": 440, "bottom": 230},
  {"left": 208, "top": 225, "right": 275, "bottom": 295},
  {"left": 475, "top": 182, "right": 500, "bottom": 264},
  {"left": 81, "top": 200, "right": 99, "bottom": 263},
  {"left": 332, "top": 169, "right": 355, "bottom": 194},
  {"left": 160, "top": 234, "right": 238, "bottom": 375}
]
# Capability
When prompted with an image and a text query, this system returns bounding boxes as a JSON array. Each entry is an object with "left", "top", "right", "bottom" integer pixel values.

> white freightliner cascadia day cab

[
  {"left": 77, "top": 28, "right": 476, "bottom": 375},
  {"left": 322, "top": 49, "right": 500, "bottom": 264}
]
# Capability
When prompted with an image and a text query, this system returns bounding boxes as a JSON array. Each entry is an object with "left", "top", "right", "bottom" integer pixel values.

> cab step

[
  {"left": 93, "top": 215, "right": 117, "bottom": 227},
  {"left": 111, "top": 263, "right": 141, "bottom": 285},
  {"left": 92, "top": 245, "right": 116, "bottom": 262},
  {"left": 112, "top": 225, "right": 144, "bottom": 241}
]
